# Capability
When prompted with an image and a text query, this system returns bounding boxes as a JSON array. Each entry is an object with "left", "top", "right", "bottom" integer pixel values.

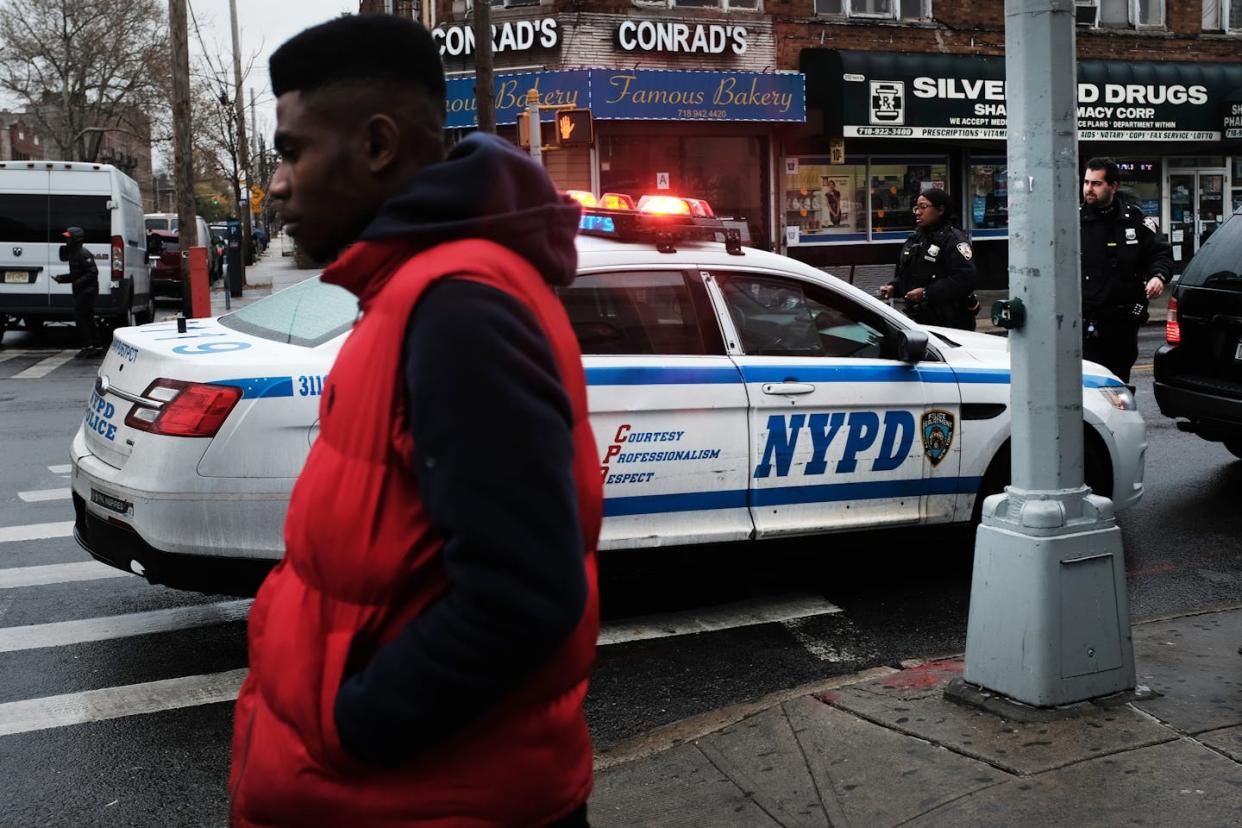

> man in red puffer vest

[{"left": 229, "top": 16, "right": 601, "bottom": 827}]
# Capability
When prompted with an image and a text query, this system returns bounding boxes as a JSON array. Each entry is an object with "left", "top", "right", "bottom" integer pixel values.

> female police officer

[{"left": 879, "top": 188, "right": 977, "bottom": 331}]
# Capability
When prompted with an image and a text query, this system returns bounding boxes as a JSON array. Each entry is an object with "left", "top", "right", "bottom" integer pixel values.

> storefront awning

[
  {"left": 801, "top": 49, "right": 1242, "bottom": 142},
  {"left": 445, "top": 68, "right": 806, "bottom": 129}
]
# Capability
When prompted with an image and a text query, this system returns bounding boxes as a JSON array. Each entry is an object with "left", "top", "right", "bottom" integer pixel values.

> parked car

[
  {"left": 71, "top": 199, "right": 1146, "bottom": 594},
  {"left": 146, "top": 230, "right": 182, "bottom": 298},
  {"left": 0, "top": 162, "right": 151, "bottom": 341},
  {"left": 145, "top": 213, "right": 220, "bottom": 284},
  {"left": 1153, "top": 206, "right": 1242, "bottom": 457}
]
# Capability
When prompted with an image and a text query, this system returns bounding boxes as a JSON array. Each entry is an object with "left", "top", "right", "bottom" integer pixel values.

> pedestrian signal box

[
  {"left": 555, "top": 109, "right": 593, "bottom": 148},
  {"left": 516, "top": 112, "right": 556, "bottom": 149}
]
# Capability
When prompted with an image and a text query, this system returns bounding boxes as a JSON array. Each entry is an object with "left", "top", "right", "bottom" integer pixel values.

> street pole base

[
  {"left": 962, "top": 487, "right": 1136, "bottom": 707},
  {"left": 944, "top": 677, "right": 1159, "bottom": 723}
]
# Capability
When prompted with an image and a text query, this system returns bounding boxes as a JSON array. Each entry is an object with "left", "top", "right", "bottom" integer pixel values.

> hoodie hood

[{"left": 358, "top": 132, "right": 581, "bottom": 286}]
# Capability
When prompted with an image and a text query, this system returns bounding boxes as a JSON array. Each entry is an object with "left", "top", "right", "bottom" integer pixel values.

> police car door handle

[{"left": 762, "top": 382, "right": 815, "bottom": 395}]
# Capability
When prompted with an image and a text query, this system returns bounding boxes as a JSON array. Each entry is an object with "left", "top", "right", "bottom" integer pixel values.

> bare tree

[{"left": 0, "top": 0, "right": 169, "bottom": 160}]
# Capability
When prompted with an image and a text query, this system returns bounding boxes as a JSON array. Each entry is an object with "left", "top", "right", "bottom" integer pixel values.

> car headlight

[{"left": 1098, "top": 386, "right": 1136, "bottom": 411}]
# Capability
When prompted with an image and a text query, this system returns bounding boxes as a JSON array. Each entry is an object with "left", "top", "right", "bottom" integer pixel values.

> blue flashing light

[{"left": 579, "top": 214, "right": 616, "bottom": 234}]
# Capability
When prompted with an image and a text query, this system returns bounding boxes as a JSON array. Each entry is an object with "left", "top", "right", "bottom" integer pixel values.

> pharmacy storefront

[{"left": 793, "top": 50, "right": 1242, "bottom": 284}]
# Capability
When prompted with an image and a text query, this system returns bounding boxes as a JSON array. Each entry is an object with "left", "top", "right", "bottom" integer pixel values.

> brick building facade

[{"left": 363, "top": 1, "right": 1242, "bottom": 282}]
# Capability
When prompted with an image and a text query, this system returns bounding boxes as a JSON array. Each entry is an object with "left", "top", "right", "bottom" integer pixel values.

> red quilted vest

[{"left": 229, "top": 237, "right": 602, "bottom": 827}]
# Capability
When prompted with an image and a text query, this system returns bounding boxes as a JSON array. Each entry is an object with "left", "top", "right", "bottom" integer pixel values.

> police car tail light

[
  {"left": 124, "top": 378, "right": 242, "bottom": 437},
  {"left": 110, "top": 234, "right": 124, "bottom": 281},
  {"left": 1165, "top": 296, "right": 1181, "bottom": 345},
  {"left": 599, "top": 193, "right": 635, "bottom": 210},
  {"left": 566, "top": 190, "right": 597, "bottom": 208},
  {"left": 637, "top": 195, "right": 693, "bottom": 216}
]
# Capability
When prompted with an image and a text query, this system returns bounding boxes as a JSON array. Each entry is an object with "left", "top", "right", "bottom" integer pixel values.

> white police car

[{"left": 71, "top": 198, "right": 1145, "bottom": 592}]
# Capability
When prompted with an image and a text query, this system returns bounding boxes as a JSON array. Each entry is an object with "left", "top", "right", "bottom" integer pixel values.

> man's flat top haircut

[
  {"left": 1085, "top": 157, "right": 1120, "bottom": 185},
  {"left": 270, "top": 15, "right": 445, "bottom": 109}
]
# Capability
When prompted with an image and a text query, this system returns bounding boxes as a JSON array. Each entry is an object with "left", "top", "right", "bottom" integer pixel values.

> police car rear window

[
  {"left": 1177, "top": 211, "right": 1242, "bottom": 289},
  {"left": 219, "top": 276, "right": 357, "bottom": 347}
]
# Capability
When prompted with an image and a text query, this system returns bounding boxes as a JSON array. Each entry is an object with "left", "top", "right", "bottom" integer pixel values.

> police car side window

[
  {"left": 555, "top": 271, "right": 723, "bottom": 356},
  {"left": 717, "top": 273, "right": 891, "bottom": 360}
]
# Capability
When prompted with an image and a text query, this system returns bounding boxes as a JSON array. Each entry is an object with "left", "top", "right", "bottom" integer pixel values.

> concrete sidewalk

[
  {"left": 590, "top": 606, "right": 1242, "bottom": 826},
  {"left": 208, "top": 234, "right": 317, "bottom": 316}
]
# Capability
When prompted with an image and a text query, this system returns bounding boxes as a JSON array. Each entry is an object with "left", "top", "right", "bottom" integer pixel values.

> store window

[
  {"left": 657, "top": 0, "right": 761, "bottom": 10},
  {"left": 783, "top": 155, "right": 948, "bottom": 245},
  {"left": 967, "top": 160, "right": 1008, "bottom": 234},
  {"left": 814, "top": 0, "right": 931, "bottom": 18},
  {"left": 783, "top": 159, "right": 867, "bottom": 241},
  {"left": 1114, "top": 157, "right": 1162, "bottom": 219},
  {"left": 600, "top": 133, "right": 768, "bottom": 246},
  {"left": 1232, "top": 158, "right": 1242, "bottom": 213},
  {"left": 869, "top": 158, "right": 949, "bottom": 239}
]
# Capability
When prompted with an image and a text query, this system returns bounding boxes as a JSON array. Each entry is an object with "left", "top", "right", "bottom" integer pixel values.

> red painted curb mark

[{"left": 881, "top": 658, "right": 965, "bottom": 690}]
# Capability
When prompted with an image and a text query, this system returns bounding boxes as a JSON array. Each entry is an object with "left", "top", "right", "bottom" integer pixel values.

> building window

[
  {"left": 967, "top": 160, "right": 1008, "bottom": 234},
  {"left": 1077, "top": 0, "right": 1164, "bottom": 28},
  {"left": 815, "top": 0, "right": 931, "bottom": 17},
  {"left": 655, "top": 0, "right": 761, "bottom": 10},
  {"left": 1203, "top": 0, "right": 1242, "bottom": 31},
  {"left": 1114, "top": 158, "right": 1162, "bottom": 220},
  {"left": 1232, "top": 157, "right": 1242, "bottom": 213},
  {"left": 784, "top": 155, "right": 949, "bottom": 245},
  {"left": 33, "top": 135, "right": 39, "bottom": 145}
]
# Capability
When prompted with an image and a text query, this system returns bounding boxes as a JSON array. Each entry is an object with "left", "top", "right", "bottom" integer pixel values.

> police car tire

[
  {"left": 1224, "top": 438, "right": 1242, "bottom": 460},
  {"left": 972, "top": 431, "right": 1112, "bottom": 525}
]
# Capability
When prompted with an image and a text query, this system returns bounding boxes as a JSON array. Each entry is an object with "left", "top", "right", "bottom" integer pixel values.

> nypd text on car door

[{"left": 708, "top": 270, "right": 964, "bottom": 536}]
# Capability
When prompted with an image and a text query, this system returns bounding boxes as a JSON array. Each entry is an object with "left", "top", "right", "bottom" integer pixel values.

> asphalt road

[{"left": 1, "top": 323, "right": 1239, "bottom": 827}]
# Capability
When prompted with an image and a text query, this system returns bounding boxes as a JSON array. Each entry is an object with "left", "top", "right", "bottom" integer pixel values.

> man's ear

[{"left": 362, "top": 113, "right": 401, "bottom": 174}]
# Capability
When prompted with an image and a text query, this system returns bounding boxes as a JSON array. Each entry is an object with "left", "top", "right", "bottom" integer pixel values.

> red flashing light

[
  {"left": 638, "top": 195, "right": 693, "bottom": 216},
  {"left": 684, "top": 198, "right": 715, "bottom": 218},
  {"left": 125, "top": 378, "right": 242, "bottom": 437},
  {"left": 599, "top": 192, "right": 636, "bottom": 210},
  {"left": 1165, "top": 295, "right": 1180, "bottom": 345},
  {"left": 566, "top": 190, "right": 597, "bottom": 208}
]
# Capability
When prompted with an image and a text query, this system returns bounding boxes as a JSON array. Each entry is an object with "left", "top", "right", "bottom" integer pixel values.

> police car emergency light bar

[{"left": 572, "top": 192, "right": 743, "bottom": 256}]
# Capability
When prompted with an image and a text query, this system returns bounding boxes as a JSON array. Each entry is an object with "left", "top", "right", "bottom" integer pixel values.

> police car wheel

[{"left": 1224, "top": 438, "right": 1242, "bottom": 460}]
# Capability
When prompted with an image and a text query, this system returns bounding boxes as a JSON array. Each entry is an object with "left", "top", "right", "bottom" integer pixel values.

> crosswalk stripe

[
  {"left": 48, "top": 464, "right": 72, "bottom": 475},
  {"left": 597, "top": 594, "right": 841, "bottom": 646},
  {"left": 11, "top": 349, "right": 78, "bottom": 379},
  {"left": 17, "top": 488, "right": 71, "bottom": 503},
  {"left": 0, "top": 599, "right": 253, "bottom": 653},
  {"left": 0, "top": 668, "right": 248, "bottom": 737},
  {"left": 0, "top": 521, "right": 74, "bottom": 543},
  {"left": 0, "top": 561, "right": 131, "bottom": 589}
]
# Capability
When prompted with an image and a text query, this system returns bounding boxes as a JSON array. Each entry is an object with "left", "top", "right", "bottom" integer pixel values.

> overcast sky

[{"left": 188, "top": 0, "right": 358, "bottom": 154}]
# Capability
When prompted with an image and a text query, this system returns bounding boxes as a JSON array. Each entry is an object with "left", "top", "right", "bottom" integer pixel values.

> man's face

[
  {"left": 1082, "top": 168, "right": 1117, "bottom": 208},
  {"left": 269, "top": 91, "right": 377, "bottom": 263}
]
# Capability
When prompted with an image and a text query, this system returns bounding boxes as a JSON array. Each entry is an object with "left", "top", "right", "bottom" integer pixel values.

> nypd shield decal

[{"left": 920, "top": 410, "right": 955, "bottom": 466}]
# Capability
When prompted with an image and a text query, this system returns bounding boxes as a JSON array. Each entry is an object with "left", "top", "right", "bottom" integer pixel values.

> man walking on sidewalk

[
  {"left": 1080, "top": 157, "right": 1173, "bottom": 382},
  {"left": 228, "top": 16, "right": 602, "bottom": 828}
]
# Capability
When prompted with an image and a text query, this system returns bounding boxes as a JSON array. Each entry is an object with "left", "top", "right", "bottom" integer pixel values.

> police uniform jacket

[
  {"left": 1079, "top": 198, "right": 1172, "bottom": 319},
  {"left": 889, "top": 219, "right": 976, "bottom": 329}
]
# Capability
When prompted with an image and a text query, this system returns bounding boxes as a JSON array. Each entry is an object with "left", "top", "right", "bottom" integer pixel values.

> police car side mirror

[
  {"left": 896, "top": 328, "right": 929, "bottom": 363},
  {"left": 58, "top": 245, "right": 69, "bottom": 262}
]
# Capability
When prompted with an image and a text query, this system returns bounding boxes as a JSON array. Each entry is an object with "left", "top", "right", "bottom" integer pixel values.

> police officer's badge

[
  {"left": 956, "top": 242, "right": 973, "bottom": 261},
  {"left": 921, "top": 410, "right": 955, "bottom": 466}
]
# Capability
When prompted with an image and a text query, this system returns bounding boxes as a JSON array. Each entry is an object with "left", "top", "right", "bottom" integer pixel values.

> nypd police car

[{"left": 71, "top": 198, "right": 1145, "bottom": 592}]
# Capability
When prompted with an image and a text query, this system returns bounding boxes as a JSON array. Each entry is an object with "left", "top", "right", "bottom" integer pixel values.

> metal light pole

[
  {"left": 962, "top": 0, "right": 1135, "bottom": 706},
  {"left": 228, "top": 0, "right": 250, "bottom": 292}
]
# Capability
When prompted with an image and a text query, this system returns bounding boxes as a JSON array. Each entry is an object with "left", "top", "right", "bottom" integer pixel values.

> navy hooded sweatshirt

[{"left": 332, "top": 133, "right": 588, "bottom": 765}]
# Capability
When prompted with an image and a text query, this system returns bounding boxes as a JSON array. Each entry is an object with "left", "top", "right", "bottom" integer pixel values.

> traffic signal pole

[{"left": 962, "top": 0, "right": 1135, "bottom": 706}]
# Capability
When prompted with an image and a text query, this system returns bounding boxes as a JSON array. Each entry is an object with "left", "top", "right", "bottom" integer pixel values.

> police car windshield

[{"left": 218, "top": 276, "right": 357, "bottom": 347}]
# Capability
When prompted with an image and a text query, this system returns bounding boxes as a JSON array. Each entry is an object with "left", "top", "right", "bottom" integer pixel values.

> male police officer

[
  {"left": 54, "top": 226, "right": 102, "bottom": 358},
  {"left": 1080, "top": 157, "right": 1172, "bottom": 382}
]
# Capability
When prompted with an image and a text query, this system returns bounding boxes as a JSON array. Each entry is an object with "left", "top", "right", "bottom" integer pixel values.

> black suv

[{"left": 1153, "top": 207, "right": 1242, "bottom": 457}]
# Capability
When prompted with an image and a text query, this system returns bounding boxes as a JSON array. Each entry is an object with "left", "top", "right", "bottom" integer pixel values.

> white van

[{"left": 0, "top": 161, "right": 152, "bottom": 341}]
